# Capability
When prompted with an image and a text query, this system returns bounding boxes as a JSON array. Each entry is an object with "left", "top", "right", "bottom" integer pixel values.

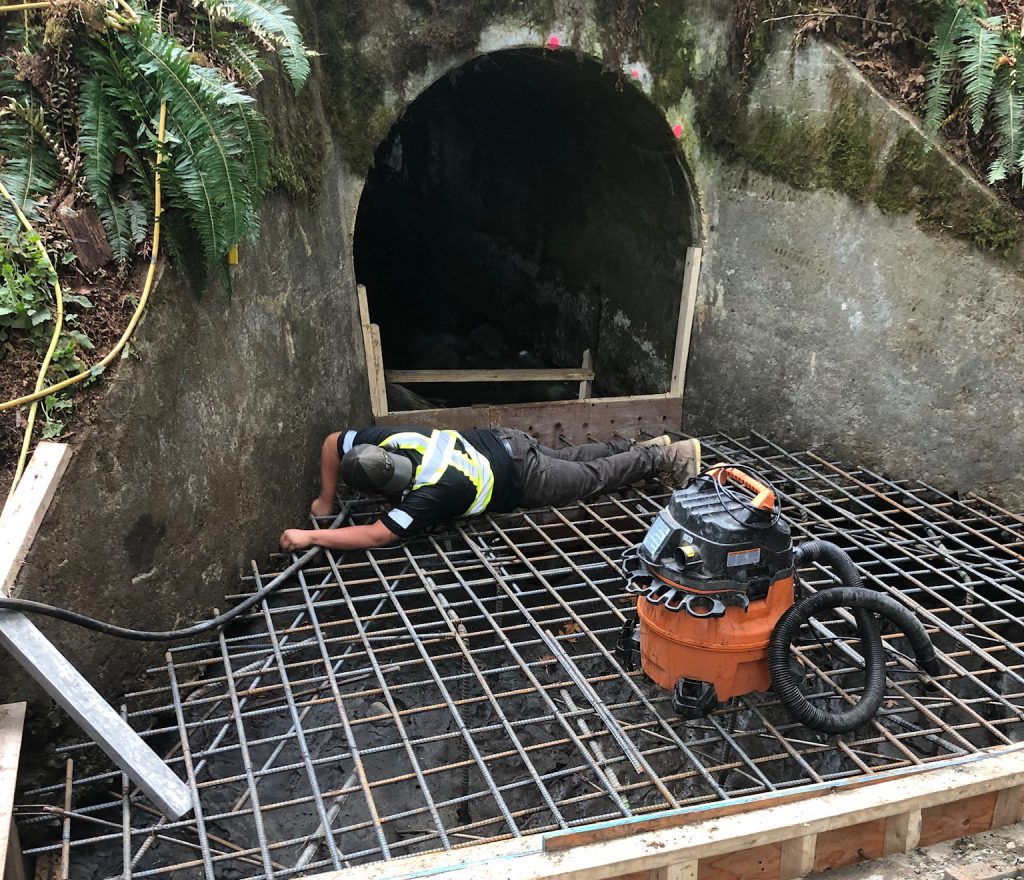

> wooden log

[
  {"left": 369, "top": 323, "right": 387, "bottom": 416},
  {"left": 56, "top": 203, "right": 113, "bottom": 274}
]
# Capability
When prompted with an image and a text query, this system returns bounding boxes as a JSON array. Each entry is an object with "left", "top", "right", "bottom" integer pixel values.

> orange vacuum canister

[{"left": 620, "top": 466, "right": 795, "bottom": 718}]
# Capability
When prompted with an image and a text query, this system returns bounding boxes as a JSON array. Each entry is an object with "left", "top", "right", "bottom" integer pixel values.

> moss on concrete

[
  {"left": 312, "top": 0, "right": 556, "bottom": 176},
  {"left": 728, "top": 94, "right": 876, "bottom": 201},
  {"left": 263, "top": 67, "right": 329, "bottom": 201},
  {"left": 312, "top": 2, "right": 390, "bottom": 177},
  {"left": 635, "top": 0, "right": 697, "bottom": 110},
  {"left": 878, "top": 131, "right": 1021, "bottom": 255}
]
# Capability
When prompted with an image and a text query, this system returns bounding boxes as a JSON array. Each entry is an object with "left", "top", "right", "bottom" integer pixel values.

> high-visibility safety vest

[{"left": 379, "top": 430, "right": 494, "bottom": 515}]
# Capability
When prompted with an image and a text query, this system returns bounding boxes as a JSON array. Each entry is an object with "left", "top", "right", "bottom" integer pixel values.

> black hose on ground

[
  {"left": 0, "top": 506, "right": 351, "bottom": 641},
  {"left": 769, "top": 540, "right": 940, "bottom": 734}
]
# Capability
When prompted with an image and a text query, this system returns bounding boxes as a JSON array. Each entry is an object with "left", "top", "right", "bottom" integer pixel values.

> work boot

[
  {"left": 636, "top": 434, "right": 671, "bottom": 448},
  {"left": 659, "top": 439, "right": 701, "bottom": 487}
]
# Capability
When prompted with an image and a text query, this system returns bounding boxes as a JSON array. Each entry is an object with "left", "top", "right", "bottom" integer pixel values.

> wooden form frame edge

[
  {"left": 361, "top": 244, "right": 702, "bottom": 417},
  {"left": 0, "top": 442, "right": 71, "bottom": 597},
  {"left": 357, "top": 285, "right": 387, "bottom": 418},
  {"left": 1, "top": 703, "right": 26, "bottom": 880},
  {"left": 670, "top": 246, "right": 702, "bottom": 399},
  {"left": 310, "top": 744, "right": 1024, "bottom": 880}
]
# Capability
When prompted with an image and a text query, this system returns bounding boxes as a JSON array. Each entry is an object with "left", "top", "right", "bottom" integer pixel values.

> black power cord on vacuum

[{"left": 0, "top": 506, "right": 351, "bottom": 641}]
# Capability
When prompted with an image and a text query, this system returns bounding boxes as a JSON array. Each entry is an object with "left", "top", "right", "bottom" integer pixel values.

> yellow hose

[
  {"left": 0, "top": 177, "right": 63, "bottom": 512},
  {"left": 0, "top": 0, "right": 76, "bottom": 11},
  {"left": 2, "top": 101, "right": 166, "bottom": 505},
  {"left": 1, "top": 100, "right": 165, "bottom": 414}
]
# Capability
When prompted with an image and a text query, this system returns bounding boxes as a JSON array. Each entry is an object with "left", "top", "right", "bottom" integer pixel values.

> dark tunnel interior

[{"left": 354, "top": 48, "right": 695, "bottom": 409}]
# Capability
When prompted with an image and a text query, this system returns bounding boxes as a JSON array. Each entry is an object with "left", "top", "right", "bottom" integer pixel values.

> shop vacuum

[{"left": 620, "top": 465, "right": 941, "bottom": 733}]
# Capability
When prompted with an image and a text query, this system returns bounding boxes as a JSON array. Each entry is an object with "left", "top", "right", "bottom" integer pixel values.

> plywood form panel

[
  {"left": 919, "top": 792, "right": 998, "bottom": 848},
  {"left": 813, "top": 819, "right": 886, "bottom": 871},
  {"left": 697, "top": 842, "right": 782, "bottom": 880}
]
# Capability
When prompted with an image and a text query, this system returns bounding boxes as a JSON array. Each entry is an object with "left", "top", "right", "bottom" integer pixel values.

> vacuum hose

[{"left": 769, "top": 540, "right": 940, "bottom": 734}]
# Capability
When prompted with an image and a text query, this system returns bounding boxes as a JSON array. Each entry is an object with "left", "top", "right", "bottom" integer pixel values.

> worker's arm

[{"left": 280, "top": 518, "right": 397, "bottom": 552}]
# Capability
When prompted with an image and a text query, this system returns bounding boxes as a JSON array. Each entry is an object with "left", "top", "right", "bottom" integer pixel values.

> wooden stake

[
  {"left": 883, "top": 809, "right": 922, "bottom": 855},
  {"left": 356, "top": 285, "right": 387, "bottom": 417},
  {"left": 992, "top": 784, "right": 1024, "bottom": 827},
  {"left": 0, "top": 704, "right": 26, "bottom": 880},
  {"left": 670, "top": 246, "right": 702, "bottom": 400},
  {"left": 650, "top": 862, "right": 697, "bottom": 880},
  {"left": 779, "top": 833, "right": 817, "bottom": 879},
  {"left": 0, "top": 442, "right": 71, "bottom": 596},
  {"left": 578, "top": 349, "right": 594, "bottom": 400}
]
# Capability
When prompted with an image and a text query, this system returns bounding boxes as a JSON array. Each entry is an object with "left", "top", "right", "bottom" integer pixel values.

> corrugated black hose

[{"left": 768, "top": 539, "right": 941, "bottom": 735}]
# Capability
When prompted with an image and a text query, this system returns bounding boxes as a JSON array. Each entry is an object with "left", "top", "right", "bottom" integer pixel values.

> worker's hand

[
  {"left": 280, "top": 529, "right": 315, "bottom": 552},
  {"left": 310, "top": 497, "right": 334, "bottom": 518}
]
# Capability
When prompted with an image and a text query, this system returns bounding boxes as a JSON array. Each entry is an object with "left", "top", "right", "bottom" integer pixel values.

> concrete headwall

[
  {"left": 4, "top": 149, "right": 372, "bottom": 764},
  {"left": 686, "top": 38, "right": 1024, "bottom": 504},
  {"left": 6, "top": 0, "right": 1022, "bottom": 769}
]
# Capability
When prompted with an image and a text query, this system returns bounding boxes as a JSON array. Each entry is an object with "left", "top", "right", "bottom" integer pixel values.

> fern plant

[
  {"left": 76, "top": 0, "right": 308, "bottom": 284},
  {"left": 925, "top": 0, "right": 1024, "bottom": 183},
  {"left": 198, "top": 0, "right": 310, "bottom": 88},
  {"left": 81, "top": 17, "right": 267, "bottom": 280},
  {"left": 0, "top": 68, "right": 59, "bottom": 241}
]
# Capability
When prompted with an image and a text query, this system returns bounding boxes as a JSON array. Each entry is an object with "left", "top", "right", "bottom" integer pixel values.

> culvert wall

[{"left": 4, "top": 0, "right": 1023, "bottom": 778}]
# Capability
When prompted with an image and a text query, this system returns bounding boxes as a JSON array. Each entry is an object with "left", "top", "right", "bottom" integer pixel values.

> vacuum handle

[{"left": 710, "top": 466, "right": 776, "bottom": 511}]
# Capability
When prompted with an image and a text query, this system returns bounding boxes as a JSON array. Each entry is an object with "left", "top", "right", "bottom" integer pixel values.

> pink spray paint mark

[
  {"left": 631, "top": 69, "right": 640, "bottom": 79},
  {"left": 546, "top": 34, "right": 561, "bottom": 48},
  {"left": 673, "top": 123, "right": 684, "bottom": 139}
]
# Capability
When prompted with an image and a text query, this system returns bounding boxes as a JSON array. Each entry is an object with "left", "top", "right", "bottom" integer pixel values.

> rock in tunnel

[{"left": 354, "top": 48, "right": 697, "bottom": 408}]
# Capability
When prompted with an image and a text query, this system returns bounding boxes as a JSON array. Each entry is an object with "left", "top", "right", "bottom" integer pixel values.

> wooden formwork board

[
  {"left": 1, "top": 703, "right": 26, "bottom": 880},
  {"left": 309, "top": 745, "right": 1024, "bottom": 880},
  {"left": 375, "top": 394, "right": 683, "bottom": 447}
]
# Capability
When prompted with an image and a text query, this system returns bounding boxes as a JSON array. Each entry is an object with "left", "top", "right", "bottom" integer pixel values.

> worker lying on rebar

[{"left": 279, "top": 427, "right": 701, "bottom": 552}]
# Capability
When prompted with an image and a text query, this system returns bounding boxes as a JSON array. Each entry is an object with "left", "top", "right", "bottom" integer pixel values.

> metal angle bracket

[{"left": 0, "top": 611, "right": 192, "bottom": 819}]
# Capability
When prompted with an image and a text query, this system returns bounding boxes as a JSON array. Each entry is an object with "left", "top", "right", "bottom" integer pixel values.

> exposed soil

[{"left": 0, "top": 259, "right": 144, "bottom": 498}]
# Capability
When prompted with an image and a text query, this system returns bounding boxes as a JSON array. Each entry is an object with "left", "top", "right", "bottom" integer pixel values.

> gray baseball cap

[{"left": 340, "top": 444, "right": 414, "bottom": 495}]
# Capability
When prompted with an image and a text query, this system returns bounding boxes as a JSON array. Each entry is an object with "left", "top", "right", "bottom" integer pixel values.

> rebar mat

[{"left": 17, "top": 432, "right": 1024, "bottom": 879}]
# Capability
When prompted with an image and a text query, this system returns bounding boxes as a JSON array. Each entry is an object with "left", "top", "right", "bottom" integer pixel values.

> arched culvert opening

[{"left": 354, "top": 48, "right": 697, "bottom": 409}]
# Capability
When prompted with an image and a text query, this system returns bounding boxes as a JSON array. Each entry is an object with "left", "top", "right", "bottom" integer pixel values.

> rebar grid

[{"left": 16, "top": 432, "right": 1024, "bottom": 880}]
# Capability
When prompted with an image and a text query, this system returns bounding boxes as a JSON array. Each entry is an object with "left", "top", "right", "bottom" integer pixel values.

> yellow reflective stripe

[
  {"left": 414, "top": 430, "right": 457, "bottom": 489},
  {"left": 379, "top": 431, "right": 429, "bottom": 453},
  {"left": 448, "top": 445, "right": 494, "bottom": 515},
  {"left": 379, "top": 430, "right": 495, "bottom": 515}
]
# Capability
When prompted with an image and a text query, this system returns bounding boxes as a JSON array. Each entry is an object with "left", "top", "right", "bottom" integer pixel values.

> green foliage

[
  {"left": 0, "top": 78, "right": 59, "bottom": 241},
  {"left": 958, "top": 14, "right": 1003, "bottom": 132},
  {"left": 989, "top": 66, "right": 1024, "bottom": 182},
  {"left": 41, "top": 393, "right": 73, "bottom": 439},
  {"left": 925, "top": 0, "right": 1024, "bottom": 182},
  {"left": 198, "top": 0, "right": 310, "bottom": 89},
  {"left": 80, "top": 15, "right": 275, "bottom": 284},
  {"left": 79, "top": 75, "right": 148, "bottom": 264},
  {"left": 0, "top": 234, "right": 56, "bottom": 345},
  {"left": 0, "top": 235, "right": 93, "bottom": 395}
]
